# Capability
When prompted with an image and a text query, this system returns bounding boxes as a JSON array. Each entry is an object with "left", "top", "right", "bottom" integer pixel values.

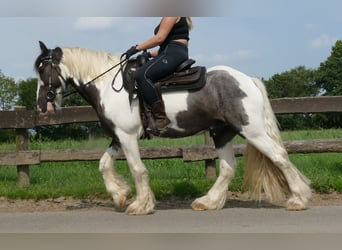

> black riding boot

[{"left": 151, "top": 100, "right": 170, "bottom": 129}]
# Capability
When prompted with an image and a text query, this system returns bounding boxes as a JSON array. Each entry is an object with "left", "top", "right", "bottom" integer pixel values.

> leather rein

[{"left": 41, "top": 52, "right": 128, "bottom": 102}]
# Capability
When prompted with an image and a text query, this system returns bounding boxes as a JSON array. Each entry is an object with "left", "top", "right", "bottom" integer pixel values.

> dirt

[{"left": 1, "top": 192, "right": 342, "bottom": 213}]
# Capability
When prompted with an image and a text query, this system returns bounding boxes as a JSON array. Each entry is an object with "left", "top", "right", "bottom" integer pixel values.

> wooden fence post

[
  {"left": 204, "top": 131, "right": 216, "bottom": 179},
  {"left": 15, "top": 106, "right": 30, "bottom": 187}
]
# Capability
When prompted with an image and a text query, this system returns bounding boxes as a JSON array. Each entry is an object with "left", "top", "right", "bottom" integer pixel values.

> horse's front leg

[
  {"left": 99, "top": 144, "right": 131, "bottom": 210},
  {"left": 119, "top": 132, "right": 155, "bottom": 215}
]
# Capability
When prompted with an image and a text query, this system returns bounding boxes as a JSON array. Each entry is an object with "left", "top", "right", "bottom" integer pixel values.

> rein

[
  {"left": 43, "top": 53, "right": 128, "bottom": 101},
  {"left": 63, "top": 56, "right": 129, "bottom": 98}
]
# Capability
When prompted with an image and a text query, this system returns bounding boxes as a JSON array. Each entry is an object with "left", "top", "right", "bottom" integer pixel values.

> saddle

[
  {"left": 155, "top": 59, "right": 207, "bottom": 92},
  {"left": 123, "top": 53, "right": 207, "bottom": 102}
]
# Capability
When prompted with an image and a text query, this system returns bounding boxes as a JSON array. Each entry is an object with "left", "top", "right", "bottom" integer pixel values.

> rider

[{"left": 124, "top": 17, "right": 192, "bottom": 130}]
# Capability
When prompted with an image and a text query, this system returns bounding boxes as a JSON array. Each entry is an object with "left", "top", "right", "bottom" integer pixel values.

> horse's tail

[{"left": 244, "top": 77, "right": 310, "bottom": 202}]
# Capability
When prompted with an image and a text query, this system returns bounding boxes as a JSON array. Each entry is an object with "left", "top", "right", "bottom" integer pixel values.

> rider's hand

[{"left": 125, "top": 45, "right": 139, "bottom": 59}]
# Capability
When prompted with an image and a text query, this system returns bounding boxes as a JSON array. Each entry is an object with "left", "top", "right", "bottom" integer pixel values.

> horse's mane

[{"left": 61, "top": 47, "right": 121, "bottom": 83}]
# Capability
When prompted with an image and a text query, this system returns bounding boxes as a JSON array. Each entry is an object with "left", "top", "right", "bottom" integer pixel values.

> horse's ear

[
  {"left": 53, "top": 47, "right": 63, "bottom": 62},
  {"left": 39, "top": 41, "right": 48, "bottom": 53}
]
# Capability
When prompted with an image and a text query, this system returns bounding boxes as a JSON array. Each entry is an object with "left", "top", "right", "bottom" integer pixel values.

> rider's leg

[
  {"left": 135, "top": 59, "right": 171, "bottom": 129},
  {"left": 135, "top": 42, "right": 188, "bottom": 129}
]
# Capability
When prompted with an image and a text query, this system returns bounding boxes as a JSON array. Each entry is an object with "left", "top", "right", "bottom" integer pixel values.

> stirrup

[
  {"left": 146, "top": 117, "right": 170, "bottom": 136},
  {"left": 146, "top": 118, "right": 159, "bottom": 136}
]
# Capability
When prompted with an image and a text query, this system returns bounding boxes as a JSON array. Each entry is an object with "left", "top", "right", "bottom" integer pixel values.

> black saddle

[
  {"left": 156, "top": 59, "right": 207, "bottom": 92},
  {"left": 123, "top": 53, "right": 207, "bottom": 99}
]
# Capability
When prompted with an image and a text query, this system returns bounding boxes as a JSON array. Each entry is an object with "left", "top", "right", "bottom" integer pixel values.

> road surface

[{"left": 1, "top": 206, "right": 341, "bottom": 233}]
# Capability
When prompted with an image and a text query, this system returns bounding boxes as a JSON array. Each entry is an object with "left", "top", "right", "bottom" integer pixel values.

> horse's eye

[{"left": 38, "top": 63, "right": 45, "bottom": 74}]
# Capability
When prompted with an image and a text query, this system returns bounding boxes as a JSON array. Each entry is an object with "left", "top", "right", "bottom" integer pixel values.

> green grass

[{"left": 0, "top": 129, "right": 341, "bottom": 200}]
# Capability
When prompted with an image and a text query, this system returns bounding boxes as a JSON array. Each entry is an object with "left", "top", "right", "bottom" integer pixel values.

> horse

[{"left": 35, "top": 41, "right": 312, "bottom": 215}]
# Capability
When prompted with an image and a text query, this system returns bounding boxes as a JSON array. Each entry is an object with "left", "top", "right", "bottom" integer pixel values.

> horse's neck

[
  {"left": 61, "top": 48, "right": 128, "bottom": 111},
  {"left": 62, "top": 47, "right": 120, "bottom": 84}
]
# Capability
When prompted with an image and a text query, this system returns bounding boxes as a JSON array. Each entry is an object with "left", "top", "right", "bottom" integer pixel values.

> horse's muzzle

[{"left": 37, "top": 102, "right": 55, "bottom": 115}]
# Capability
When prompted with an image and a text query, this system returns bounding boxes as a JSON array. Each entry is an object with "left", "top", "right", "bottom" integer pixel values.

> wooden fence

[{"left": 1, "top": 96, "right": 342, "bottom": 186}]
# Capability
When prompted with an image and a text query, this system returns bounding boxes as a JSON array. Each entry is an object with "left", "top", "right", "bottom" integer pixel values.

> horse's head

[{"left": 34, "top": 41, "right": 65, "bottom": 114}]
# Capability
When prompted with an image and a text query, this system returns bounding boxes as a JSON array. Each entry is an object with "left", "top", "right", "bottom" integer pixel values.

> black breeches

[{"left": 135, "top": 41, "right": 188, "bottom": 105}]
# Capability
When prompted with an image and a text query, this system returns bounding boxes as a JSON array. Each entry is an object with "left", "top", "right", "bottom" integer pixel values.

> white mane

[{"left": 60, "top": 47, "right": 121, "bottom": 84}]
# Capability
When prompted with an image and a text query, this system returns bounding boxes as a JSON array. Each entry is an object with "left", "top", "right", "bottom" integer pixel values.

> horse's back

[{"left": 207, "top": 65, "right": 264, "bottom": 103}]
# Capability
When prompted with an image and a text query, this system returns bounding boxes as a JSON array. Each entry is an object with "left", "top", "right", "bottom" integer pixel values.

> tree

[
  {"left": 315, "top": 40, "right": 342, "bottom": 95},
  {"left": 0, "top": 70, "right": 17, "bottom": 110},
  {"left": 314, "top": 40, "right": 342, "bottom": 128},
  {"left": 17, "top": 78, "right": 38, "bottom": 110},
  {"left": 0, "top": 70, "right": 18, "bottom": 141},
  {"left": 264, "top": 66, "right": 319, "bottom": 130},
  {"left": 264, "top": 66, "right": 318, "bottom": 98}
]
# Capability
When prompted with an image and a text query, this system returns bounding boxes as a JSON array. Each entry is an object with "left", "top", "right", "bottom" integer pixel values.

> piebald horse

[{"left": 35, "top": 41, "right": 311, "bottom": 215}]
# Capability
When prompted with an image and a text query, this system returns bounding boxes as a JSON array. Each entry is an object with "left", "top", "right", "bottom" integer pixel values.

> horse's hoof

[
  {"left": 286, "top": 201, "right": 307, "bottom": 211},
  {"left": 191, "top": 202, "right": 207, "bottom": 211},
  {"left": 125, "top": 201, "right": 155, "bottom": 215},
  {"left": 287, "top": 204, "right": 307, "bottom": 211},
  {"left": 119, "top": 196, "right": 127, "bottom": 208},
  {"left": 126, "top": 209, "right": 137, "bottom": 216},
  {"left": 112, "top": 194, "right": 128, "bottom": 210},
  {"left": 125, "top": 208, "right": 154, "bottom": 216}
]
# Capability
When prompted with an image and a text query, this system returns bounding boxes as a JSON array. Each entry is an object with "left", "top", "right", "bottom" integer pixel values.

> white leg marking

[
  {"left": 99, "top": 147, "right": 131, "bottom": 209},
  {"left": 192, "top": 142, "right": 236, "bottom": 211},
  {"left": 117, "top": 131, "right": 155, "bottom": 215}
]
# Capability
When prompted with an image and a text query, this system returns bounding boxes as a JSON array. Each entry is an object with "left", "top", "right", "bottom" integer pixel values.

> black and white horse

[{"left": 35, "top": 41, "right": 311, "bottom": 215}]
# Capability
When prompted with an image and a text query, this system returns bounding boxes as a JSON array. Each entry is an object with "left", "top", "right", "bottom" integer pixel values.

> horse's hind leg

[
  {"left": 99, "top": 142, "right": 131, "bottom": 210},
  {"left": 192, "top": 129, "right": 237, "bottom": 211},
  {"left": 243, "top": 130, "right": 312, "bottom": 210},
  {"left": 244, "top": 77, "right": 311, "bottom": 210}
]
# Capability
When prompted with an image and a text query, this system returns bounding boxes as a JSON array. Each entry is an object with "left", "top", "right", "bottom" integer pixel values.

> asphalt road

[{"left": 1, "top": 206, "right": 342, "bottom": 233}]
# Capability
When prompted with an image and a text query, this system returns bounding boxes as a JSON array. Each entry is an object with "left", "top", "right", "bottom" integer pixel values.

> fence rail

[
  {"left": 1, "top": 96, "right": 342, "bottom": 185},
  {"left": 1, "top": 139, "right": 342, "bottom": 166},
  {"left": 1, "top": 96, "right": 342, "bottom": 129}
]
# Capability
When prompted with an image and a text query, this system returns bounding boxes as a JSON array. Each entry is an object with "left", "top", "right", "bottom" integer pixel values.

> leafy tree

[
  {"left": 314, "top": 40, "right": 342, "bottom": 128},
  {"left": 0, "top": 70, "right": 18, "bottom": 141},
  {"left": 264, "top": 66, "right": 318, "bottom": 98},
  {"left": 17, "top": 78, "right": 37, "bottom": 110},
  {"left": 264, "top": 66, "right": 319, "bottom": 130},
  {"left": 315, "top": 40, "right": 342, "bottom": 95},
  {"left": 0, "top": 70, "right": 17, "bottom": 110}
]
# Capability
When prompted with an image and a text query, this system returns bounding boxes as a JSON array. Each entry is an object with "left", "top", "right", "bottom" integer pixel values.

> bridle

[
  {"left": 40, "top": 51, "right": 129, "bottom": 102},
  {"left": 39, "top": 52, "right": 66, "bottom": 102}
]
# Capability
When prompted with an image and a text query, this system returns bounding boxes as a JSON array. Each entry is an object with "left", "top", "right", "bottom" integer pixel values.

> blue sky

[{"left": 0, "top": 0, "right": 341, "bottom": 80}]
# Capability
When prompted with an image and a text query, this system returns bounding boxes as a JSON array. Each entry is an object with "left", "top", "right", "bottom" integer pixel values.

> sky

[{"left": 0, "top": 0, "right": 341, "bottom": 81}]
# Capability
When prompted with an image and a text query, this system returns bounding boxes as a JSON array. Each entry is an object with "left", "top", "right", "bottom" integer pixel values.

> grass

[{"left": 0, "top": 129, "right": 341, "bottom": 200}]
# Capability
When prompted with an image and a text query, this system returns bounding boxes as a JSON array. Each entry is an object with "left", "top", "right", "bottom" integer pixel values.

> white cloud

[
  {"left": 309, "top": 34, "right": 336, "bottom": 49},
  {"left": 73, "top": 17, "right": 123, "bottom": 30}
]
